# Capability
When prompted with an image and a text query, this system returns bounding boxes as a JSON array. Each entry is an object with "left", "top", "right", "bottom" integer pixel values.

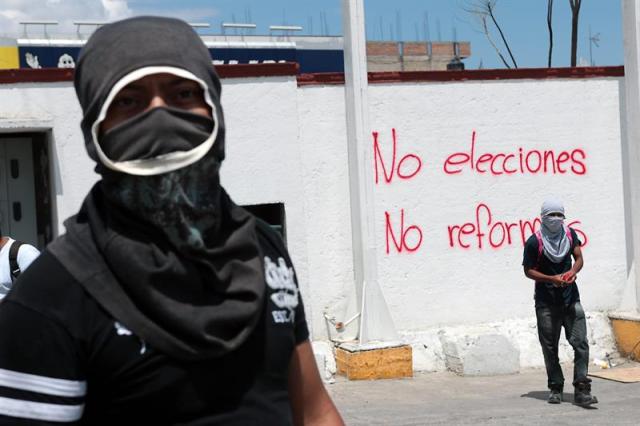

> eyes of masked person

[{"left": 101, "top": 74, "right": 211, "bottom": 134}]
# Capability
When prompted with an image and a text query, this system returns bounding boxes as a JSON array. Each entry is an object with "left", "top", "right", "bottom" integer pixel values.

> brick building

[{"left": 366, "top": 41, "right": 471, "bottom": 71}]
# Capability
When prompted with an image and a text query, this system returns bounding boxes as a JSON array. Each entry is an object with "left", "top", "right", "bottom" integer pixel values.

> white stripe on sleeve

[
  {"left": 0, "top": 397, "right": 84, "bottom": 422},
  {"left": 0, "top": 368, "right": 86, "bottom": 397}
]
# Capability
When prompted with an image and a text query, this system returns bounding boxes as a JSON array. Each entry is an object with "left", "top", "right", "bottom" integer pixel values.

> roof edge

[
  {"left": 297, "top": 66, "right": 625, "bottom": 86},
  {"left": 0, "top": 62, "right": 299, "bottom": 84}
]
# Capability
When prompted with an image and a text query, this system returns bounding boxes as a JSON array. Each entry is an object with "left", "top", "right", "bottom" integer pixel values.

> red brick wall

[
  {"left": 367, "top": 41, "right": 470, "bottom": 58},
  {"left": 366, "top": 42, "right": 398, "bottom": 56},
  {"left": 458, "top": 42, "right": 471, "bottom": 57},
  {"left": 403, "top": 43, "right": 428, "bottom": 56},
  {"left": 431, "top": 42, "right": 471, "bottom": 58},
  {"left": 430, "top": 42, "right": 455, "bottom": 56}
]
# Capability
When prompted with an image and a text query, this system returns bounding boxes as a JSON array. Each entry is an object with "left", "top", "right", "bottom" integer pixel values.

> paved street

[{"left": 327, "top": 365, "right": 640, "bottom": 425}]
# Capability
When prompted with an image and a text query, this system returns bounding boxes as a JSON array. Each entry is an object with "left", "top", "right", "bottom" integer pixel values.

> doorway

[
  {"left": 242, "top": 202, "right": 287, "bottom": 244},
  {"left": 0, "top": 133, "right": 53, "bottom": 249}
]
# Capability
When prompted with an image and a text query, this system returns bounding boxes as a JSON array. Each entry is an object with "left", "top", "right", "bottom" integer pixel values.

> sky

[{"left": 0, "top": 0, "right": 624, "bottom": 69}]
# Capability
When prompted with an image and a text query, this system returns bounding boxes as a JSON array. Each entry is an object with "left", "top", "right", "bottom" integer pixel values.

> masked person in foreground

[
  {"left": 0, "top": 17, "right": 343, "bottom": 425},
  {"left": 522, "top": 198, "right": 597, "bottom": 407}
]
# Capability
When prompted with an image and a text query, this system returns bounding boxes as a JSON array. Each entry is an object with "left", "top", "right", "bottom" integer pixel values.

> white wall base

[{"left": 314, "top": 311, "right": 618, "bottom": 377}]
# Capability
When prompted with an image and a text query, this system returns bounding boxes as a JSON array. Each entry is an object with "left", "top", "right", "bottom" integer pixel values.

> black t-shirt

[
  {"left": 522, "top": 227, "right": 581, "bottom": 308},
  {"left": 0, "top": 222, "right": 308, "bottom": 425}
]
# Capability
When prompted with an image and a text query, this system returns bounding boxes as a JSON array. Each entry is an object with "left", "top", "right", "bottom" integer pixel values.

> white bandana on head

[{"left": 539, "top": 197, "right": 571, "bottom": 263}]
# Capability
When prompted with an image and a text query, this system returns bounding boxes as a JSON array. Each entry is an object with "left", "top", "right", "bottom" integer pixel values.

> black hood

[
  {"left": 49, "top": 16, "right": 266, "bottom": 361},
  {"left": 74, "top": 15, "right": 225, "bottom": 166}
]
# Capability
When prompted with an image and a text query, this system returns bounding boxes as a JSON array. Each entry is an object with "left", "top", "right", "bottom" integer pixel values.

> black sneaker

[
  {"left": 574, "top": 379, "right": 598, "bottom": 406},
  {"left": 548, "top": 388, "right": 563, "bottom": 404}
]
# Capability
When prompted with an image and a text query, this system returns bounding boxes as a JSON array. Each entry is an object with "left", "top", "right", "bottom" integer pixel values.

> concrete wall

[
  {"left": 220, "top": 76, "right": 313, "bottom": 322},
  {"left": 369, "top": 78, "right": 626, "bottom": 327},
  {"left": 296, "top": 77, "right": 627, "bottom": 329},
  {"left": 0, "top": 71, "right": 629, "bottom": 373}
]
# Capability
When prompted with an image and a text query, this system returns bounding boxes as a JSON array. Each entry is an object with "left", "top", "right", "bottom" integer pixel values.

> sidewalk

[{"left": 327, "top": 365, "right": 640, "bottom": 425}]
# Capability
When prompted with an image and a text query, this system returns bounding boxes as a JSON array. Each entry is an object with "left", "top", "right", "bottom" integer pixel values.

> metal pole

[
  {"left": 622, "top": 0, "right": 640, "bottom": 311},
  {"left": 341, "top": 0, "right": 399, "bottom": 344},
  {"left": 341, "top": 0, "right": 378, "bottom": 329}
]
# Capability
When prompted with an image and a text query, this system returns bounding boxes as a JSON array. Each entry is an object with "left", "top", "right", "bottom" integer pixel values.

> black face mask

[
  {"left": 100, "top": 107, "right": 215, "bottom": 162},
  {"left": 100, "top": 106, "right": 219, "bottom": 251}
]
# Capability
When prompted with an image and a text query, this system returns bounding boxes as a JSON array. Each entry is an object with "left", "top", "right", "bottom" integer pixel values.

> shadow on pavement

[
  {"left": 520, "top": 391, "right": 575, "bottom": 403},
  {"left": 521, "top": 391, "right": 599, "bottom": 409},
  {"left": 574, "top": 403, "right": 599, "bottom": 410}
]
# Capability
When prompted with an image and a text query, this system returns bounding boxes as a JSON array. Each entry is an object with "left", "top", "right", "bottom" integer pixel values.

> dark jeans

[{"left": 536, "top": 302, "right": 589, "bottom": 390}]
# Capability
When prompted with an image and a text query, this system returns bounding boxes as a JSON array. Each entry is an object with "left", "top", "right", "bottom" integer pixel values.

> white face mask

[{"left": 542, "top": 215, "right": 564, "bottom": 233}]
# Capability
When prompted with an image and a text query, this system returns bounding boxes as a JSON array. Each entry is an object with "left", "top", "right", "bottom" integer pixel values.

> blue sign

[{"left": 17, "top": 45, "right": 344, "bottom": 73}]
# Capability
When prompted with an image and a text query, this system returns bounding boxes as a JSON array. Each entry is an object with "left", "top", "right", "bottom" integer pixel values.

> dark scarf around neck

[{"left": 48, "top": 184, "right": 265, "bottom": 361}]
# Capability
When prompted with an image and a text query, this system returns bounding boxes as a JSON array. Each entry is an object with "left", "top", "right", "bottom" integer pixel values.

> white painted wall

[
  {"left": 220, "top": 76, "right": 313, "bottom": 323},
  {"left": 0, "top": 73, "right": 630, "bottom": 371},
  {"left": 368, "top": 78, "right": 627, "bottom": 328},
  {"left": 296, "top": 85, "right": 355, "bottom": 339},
  {"left": 296, "top": 78, "right": 628, "bottom": 341}
]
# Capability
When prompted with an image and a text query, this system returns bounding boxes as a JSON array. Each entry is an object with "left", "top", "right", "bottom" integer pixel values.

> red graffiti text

[
  {"left": 385, "top": 209, "right": 424, "bottom": 254},
  {"left": 374, "top": 128, "right": 423, "bottom": 184},
  {"left": 447, "top": 203, "right": 588, "bottom": 249},
  {"left": 443, "top": 131, "right": 587, "bottom": 176}
]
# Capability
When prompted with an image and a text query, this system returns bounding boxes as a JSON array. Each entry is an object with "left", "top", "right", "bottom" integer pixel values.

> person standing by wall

[
  {"left": 522, "top": 197, "right": 598, "bottom": 406},
  {"left": 0, "top": 227, "right": 39, "bottom": 300}
]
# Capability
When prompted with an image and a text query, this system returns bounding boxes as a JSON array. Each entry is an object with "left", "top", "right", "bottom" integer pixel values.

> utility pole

[
  {"left": 341, "top": 0, "right": 398, "bottom": 344},
  {"left": 622, "top": 0, "right": 640, "bottom": 312}
]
